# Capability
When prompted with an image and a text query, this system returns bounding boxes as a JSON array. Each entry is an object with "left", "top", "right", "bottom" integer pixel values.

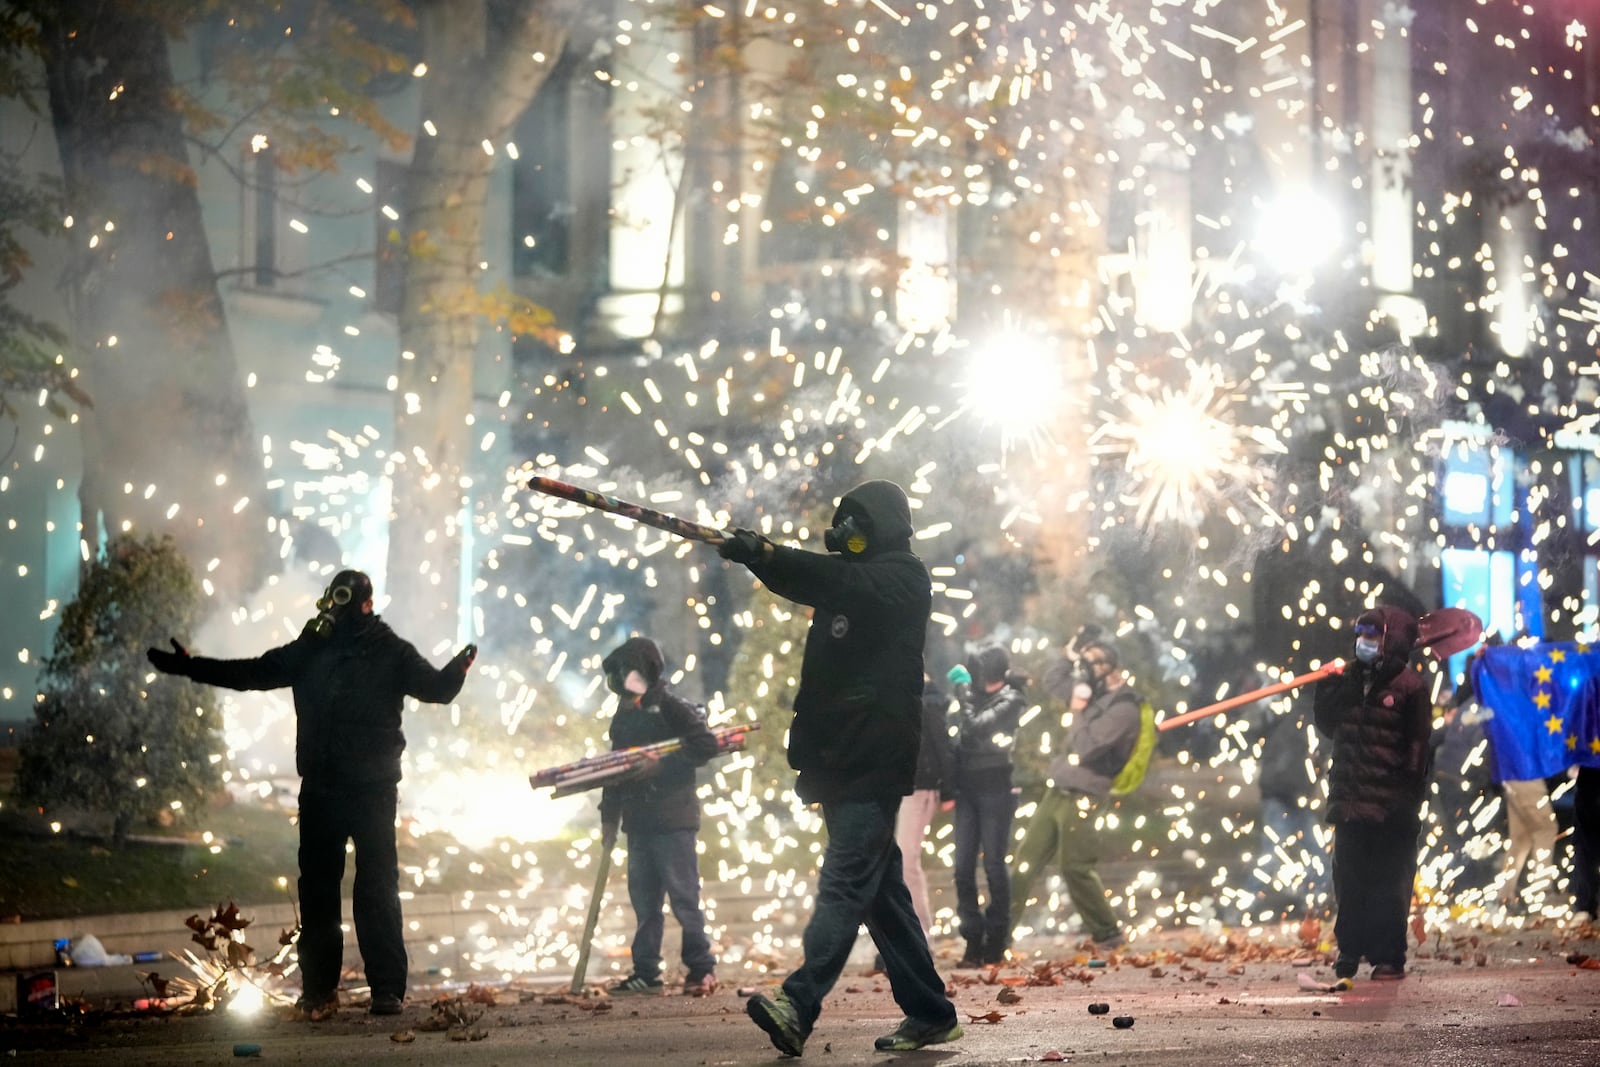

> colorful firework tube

[
  {"left": 525, "top": 475, "right": 728, "bottom": 545},
  {"left": 529, "top": 723, "right": 760, "bottom": 797},
  {"left": 1156, "top": 662, "right": 1344, "bottom": 732}
]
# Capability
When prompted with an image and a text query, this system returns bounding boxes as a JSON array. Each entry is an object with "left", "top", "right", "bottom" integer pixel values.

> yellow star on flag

[
  {"left": 1545, "top": 713, "right": 1563, "bottom": 735},
  {"left": 1549, "top": 650, "right": 1567, "bottom": 663},
  {"left": 1533, "top": 690, "right": 1552, "bottom": 710},
  {"left": 1535, "top": 665, "right": 1554, "bottom": 684},
  {"left": 1591, "top": 736, "right": 1600, "bottom": 756},
  {"left": 1569, "top": 734, "right": 1580, "bottom": 751}
]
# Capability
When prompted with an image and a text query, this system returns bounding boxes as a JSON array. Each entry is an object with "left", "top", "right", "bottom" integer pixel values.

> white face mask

[
  {"left": 1354, "top": 637, "right": 1381, "bottom": 664},
  {"left": 623, "top": 670, "right": 649, "bottom": 695}
]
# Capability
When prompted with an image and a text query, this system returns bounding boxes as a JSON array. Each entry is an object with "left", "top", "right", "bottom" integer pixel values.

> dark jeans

[
  {"left": 781, "top": 798, "right": 957, "bottom": 1034},
  {"left": 626, "top": 828, "right": 716, "bottom": 980},
  {"left": 298, "top": 781, "right": 406, "bottom": 1000},
  {"left": 953, "top": 785, "right": 1015, "bottom": 951},
  {"left": 1331, "top": 815, "right": 1420, "bottom": 969},
  {"left": 1572, "top": 767, "right": 1600, "bottom": 915}
]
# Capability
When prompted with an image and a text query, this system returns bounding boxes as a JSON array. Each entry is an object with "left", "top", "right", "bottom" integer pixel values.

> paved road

[{"left": 5, "top": 922, "right": 1599, "bottom": 1066}]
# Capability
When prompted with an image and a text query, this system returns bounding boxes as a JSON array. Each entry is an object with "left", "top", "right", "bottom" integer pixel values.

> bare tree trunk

[
  {"left": 38, "top": 3, "right": 271, "bottom": 603},
  {"left": 388, "top": 1, "right": 570, "bottom": 643}
]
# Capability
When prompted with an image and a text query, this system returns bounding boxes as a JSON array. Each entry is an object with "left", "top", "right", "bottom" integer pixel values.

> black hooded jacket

[
  {"left": 745, "top": 480, "right": 932, "bottom": 804},
  {"left": 180, "top": 614, "right": 467, "bottom": 788},
  {"left": 1312, "top": 605, "right": 1433, "bottom": 823},
  {"left": 952, "top": 648, "right": 1025, "bottom": 794},
  {"left": 597, "top": 637, "right": 718, "bottom": 834},
  {"left": 915, "top": 682, "right": 956, "bottom": 793}
]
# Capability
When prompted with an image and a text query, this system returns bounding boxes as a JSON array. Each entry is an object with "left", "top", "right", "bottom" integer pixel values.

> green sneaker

[
  {"left": 874, "top": 1017, "right": 964, "bottom": 1051},
  {"left": 747, "top": 990, "right": 806, "bottom": 1057}
]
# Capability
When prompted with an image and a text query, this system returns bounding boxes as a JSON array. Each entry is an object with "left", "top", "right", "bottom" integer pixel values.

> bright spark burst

[{"left": 1092, "top": 363, "right": 1284, "bottom": 530}]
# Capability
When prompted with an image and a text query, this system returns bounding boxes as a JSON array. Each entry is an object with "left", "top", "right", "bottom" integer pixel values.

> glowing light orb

[{"left": 961, "top": 331, "right": 1064, "bottom": 457}]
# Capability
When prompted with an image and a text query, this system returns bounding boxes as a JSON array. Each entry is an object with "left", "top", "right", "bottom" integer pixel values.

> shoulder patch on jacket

[{"left": 830, "top": 615, "right": 850, "bottom": 639}]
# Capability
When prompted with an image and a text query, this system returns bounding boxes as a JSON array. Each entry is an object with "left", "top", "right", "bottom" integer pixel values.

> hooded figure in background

[
  {"left": 947, "top": 644, "right": 1025, "bottom": 965},
  {"left": 597, "top": 635, "right": 721, "bottom": 996},
  {"left": 146, "top": 568, "right": 477, "bottom": 1017},
  {"left": 718, "top": 480, "right": 961, "bottom": 1057},
  {"left": 1313, "top": 604, "right": 1432, "bottom": 982}
]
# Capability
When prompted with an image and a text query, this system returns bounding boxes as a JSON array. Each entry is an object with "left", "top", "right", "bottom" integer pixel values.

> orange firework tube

[{"left": 1156, "top": 662, "right": 1344, "bottom": 732}]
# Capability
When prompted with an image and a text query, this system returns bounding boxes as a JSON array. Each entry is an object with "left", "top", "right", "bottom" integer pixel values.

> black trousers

[
  {"left": 1572, "top": 767, "right": 1600, "bottom": 915},
  {"left": 1331, "top": 815, "right": 1420, "bottom": 968},
  {"left": 297, "top": 781, "right": 407, "bottom": 1000}
]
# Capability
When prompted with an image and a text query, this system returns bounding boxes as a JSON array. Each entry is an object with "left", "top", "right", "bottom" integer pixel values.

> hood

[
  {"left": 972, "top": 645, "right": 1010, "bottom": 689},
  {"left": 1356, "top": 605, "right": 1419, "bottom": 664},
  {"left": 833, "top": 480, "right": 914, "bottom": 550},
  {"left": 602, "top": 636, "right": 665, "bottom": 687}
]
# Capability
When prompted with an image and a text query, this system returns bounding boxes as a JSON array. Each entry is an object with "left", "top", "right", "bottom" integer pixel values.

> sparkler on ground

[
  {"left": 528, "top": 723, "right": 759, "bottom": 798},
  {"left": 524, "top": 475, "right": 728, "bottom": 545}
]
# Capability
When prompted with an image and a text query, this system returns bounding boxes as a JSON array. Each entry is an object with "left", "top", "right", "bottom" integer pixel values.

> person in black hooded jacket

[
  {"left": 145, "top": 569, "right": 476, "bottom": 1017},
  {"left": 597, "top": 636, "right": 720, "bottom": 996},
  {"left": 1312, "top": 604, "right": 1432, "bottom": 981},
  {"left": 718, "top": 480, "right": 961, "bottom": 1057},
  {"left": 947, "top": 644, "right": 1024, "bottom": 965}
]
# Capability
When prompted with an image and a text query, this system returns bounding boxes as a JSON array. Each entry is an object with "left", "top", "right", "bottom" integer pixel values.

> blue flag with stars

[{"left": 1469, "top": 642, "right": 1600, "bottom": 780}]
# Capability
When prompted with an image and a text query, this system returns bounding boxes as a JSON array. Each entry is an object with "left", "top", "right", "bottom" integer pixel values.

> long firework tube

[
  {"left": 529, "top": 724, "right": 759, "bottom": 796},
  {"left": 1156, "top": 662, "right": 1344, "bottom": 733},
  {"left": 570, "top": 821, "right": 616, "bottom": 994},
  {"left": 526, "top": 475, "right": 729, "bottom": 545}
]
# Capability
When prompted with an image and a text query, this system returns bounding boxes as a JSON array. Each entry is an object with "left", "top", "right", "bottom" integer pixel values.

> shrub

[{"left": 19, "top": 533, "right": 222, "bottom": 846}]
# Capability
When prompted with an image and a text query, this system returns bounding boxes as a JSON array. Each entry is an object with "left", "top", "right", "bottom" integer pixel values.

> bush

[{"left": 18, "top": 533, "right": 221, "bottom": 846}]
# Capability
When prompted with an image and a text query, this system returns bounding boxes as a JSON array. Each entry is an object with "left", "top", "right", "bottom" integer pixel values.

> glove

[
  {"left": 448, "top": 644, "right": 478, "bottom": 674},
  {"left": 946, "top": 665, "right": 972, "bottom": 686},
  {"left": 717, "top": 528, "right": 771, "bottom": 565},
  {"left": 146, "top": 638, "right": 192, "bottom": 676}
]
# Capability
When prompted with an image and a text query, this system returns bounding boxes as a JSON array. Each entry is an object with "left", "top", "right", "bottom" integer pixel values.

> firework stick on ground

[
  {"left": 1157, "top": 662, "right": 1344, "bottom": 732},
  {"left": 525, "top": 475, "right": 729, "bottom": 545},
  {"left": 570, "top": 820, "right": 617, "bottom": 994}
]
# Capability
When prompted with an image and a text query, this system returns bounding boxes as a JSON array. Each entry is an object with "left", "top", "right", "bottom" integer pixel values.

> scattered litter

[
  {"left": 232, "top": 1043, "right": 261, "bottom": 1057},
  {"left": 1113, "top": 1015, "right": 1135, "bottom": 1029},
  {"left": 1496, "top": 992, "right": 1521, "bottom": 1008},
  {"left": 996, "top": 987, "right": 1023, "bottom": 1005},
  {"left": 391, "top": 1030, "right": 416, "bottom": 1044},
  {"left": 1041, "top": 1052, "right": 1066, "bottom": 1062},
  {"left": 1297, "top": 973, "right": 1351, "bottom": 993},
  {"left": 1087, "top": 1002, "right": 1110, "bottom": 1015}
]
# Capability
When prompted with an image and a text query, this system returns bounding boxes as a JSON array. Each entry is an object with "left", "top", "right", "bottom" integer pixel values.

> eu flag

[{"left": 1469, "top": 642, "right": 1600, "bottom": 781}]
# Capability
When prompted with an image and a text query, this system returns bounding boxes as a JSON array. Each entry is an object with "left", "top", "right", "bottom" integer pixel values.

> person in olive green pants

[{"left": 1009, "top": 642, "right": 1141, "bottom": 948}]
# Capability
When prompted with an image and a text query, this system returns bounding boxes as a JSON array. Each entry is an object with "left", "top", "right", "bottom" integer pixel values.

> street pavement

[{"left": 4, "top": 921, "right": 1598, "bottom": 1066}]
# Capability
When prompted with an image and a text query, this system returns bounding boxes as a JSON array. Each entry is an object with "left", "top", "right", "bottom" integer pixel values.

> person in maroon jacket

[
  {"left": 1312, "top": 605, "right": 1431, "bottom": 981},
  {"left": 147, "top": 569, "right": 476, "bottom": 1017}
]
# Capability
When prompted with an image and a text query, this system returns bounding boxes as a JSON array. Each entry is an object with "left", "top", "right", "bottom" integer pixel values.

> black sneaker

[
  {"left": 1370, "top": 963, "right": 1406, "bottom": 981},
  {"left": 683, "top": 972, "right": 719, "bottom": 997},
  {"left": 874, "top": 1017, "right": 964, "bottom": 1051},
  {"left": 1333, "top": 956, "right": 1358, "bottom": 980},
  {"left": 368, "top": 993, "right": 404, "bottom": 1016},
  {"left": 747, "top": 991, "right": 806, "bottom": 1057},
  {"left": 611, "top": 973, "right": 664, "bottom": 994}
]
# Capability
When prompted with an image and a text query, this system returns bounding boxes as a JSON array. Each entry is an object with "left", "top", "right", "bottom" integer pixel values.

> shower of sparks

[
  {"left": 1, "top": 0, "right": 1597, "bottom": 998},
  {"left": 1091, "top": 362, "right": 1285, "bottom": 530}
]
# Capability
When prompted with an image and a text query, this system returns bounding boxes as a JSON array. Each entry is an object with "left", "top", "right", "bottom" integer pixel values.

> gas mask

[
  {"left": 824, "top": 512, "right": 870, "bottom": 555},
  {"left": 304, "top": 571, "right": 371, "bottom": 639}
]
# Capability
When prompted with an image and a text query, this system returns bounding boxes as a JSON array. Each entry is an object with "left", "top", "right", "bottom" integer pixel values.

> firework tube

[
  {"left": 529, "top": 723, "right": 759, "bottom": 797},
  {"left": 570, "top": 820, "right": 616, "bottom": 994},
  {"left": 525, "top": 475, "right": 728, "bottom": 545},
  {"left": 1156, "top": 662, "right": 1344, "bottom": 732}
]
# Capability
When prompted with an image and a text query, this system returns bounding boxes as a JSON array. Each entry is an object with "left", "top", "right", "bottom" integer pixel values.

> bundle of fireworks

[{"left": 528, "top": 722, "right": 760, "bottom": 798}]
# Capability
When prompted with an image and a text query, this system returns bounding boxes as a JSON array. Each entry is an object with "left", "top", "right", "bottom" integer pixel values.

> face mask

[
  {"left": 606, "top": 668, "right": 650, "bottom": 696},
  {"left": 824, "top": 513, "right": 869, "bottom": 555},
  {"left": 1354, "top": 636, "right": 1381, "bottom": 664}
]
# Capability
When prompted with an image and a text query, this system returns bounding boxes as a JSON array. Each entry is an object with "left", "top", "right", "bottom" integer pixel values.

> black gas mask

[
  {"left": 304, "top": 570, "right": 372, "bottom": 639},
  {"left": 824, "top": 511, "right": 871, "bottom": 556}
]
